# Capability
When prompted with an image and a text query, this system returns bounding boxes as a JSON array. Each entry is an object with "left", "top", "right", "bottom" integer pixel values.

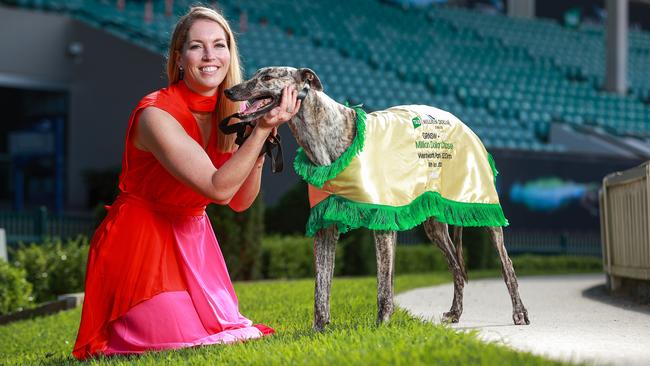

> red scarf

[{"left": 177, "top": 80, "right": 217, "bottom": 112}]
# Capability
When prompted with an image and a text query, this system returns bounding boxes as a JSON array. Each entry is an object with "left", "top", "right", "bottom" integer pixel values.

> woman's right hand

[{"left": 257, "top": 85, "right": 301, "bottom": 131}]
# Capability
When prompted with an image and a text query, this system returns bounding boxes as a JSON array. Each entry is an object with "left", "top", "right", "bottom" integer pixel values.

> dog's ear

[{"left": 299, "top": 68, "right": 323, "bottom": 91}]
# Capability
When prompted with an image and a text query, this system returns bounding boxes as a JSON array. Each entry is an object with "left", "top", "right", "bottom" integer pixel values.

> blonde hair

[{"left": 167, "top": 6, "right": 240, "bottom": 152}]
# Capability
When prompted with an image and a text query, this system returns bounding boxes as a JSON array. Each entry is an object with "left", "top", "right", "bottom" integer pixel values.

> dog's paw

[
  {"left": 512, "top": 309, "right": 530, "bottom": 325},
  {"left": 312, "top": 320, "right": 329, "bottom": 332},
  {"left": 442, "top": 311, "right": 460, "bottom": 323}
]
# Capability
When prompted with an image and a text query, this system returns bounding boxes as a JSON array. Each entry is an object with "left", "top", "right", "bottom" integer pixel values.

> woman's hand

[{"left": 257, "top": 85, "right": 301, "bottom": 131}]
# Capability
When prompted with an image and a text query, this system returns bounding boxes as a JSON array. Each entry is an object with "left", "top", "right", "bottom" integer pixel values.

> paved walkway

[{"left": 395, "top": 274, "right": 650, "bottom": 366}]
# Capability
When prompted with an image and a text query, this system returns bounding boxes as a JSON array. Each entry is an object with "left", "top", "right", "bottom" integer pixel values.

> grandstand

[
  {"left": 4, "top": 0, "right": 650, "bottom": 154},
  {"left": 1, "top": 0, "right": 648, "bottom": 253}
]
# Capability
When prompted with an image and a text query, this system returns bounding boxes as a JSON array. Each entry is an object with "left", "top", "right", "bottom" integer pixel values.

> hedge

[
  {"left": 9, "top": 236, "right": 89, "bottom": 303},
  {"left": 0, "top": 260, "right": 33, "bottom": 315}
]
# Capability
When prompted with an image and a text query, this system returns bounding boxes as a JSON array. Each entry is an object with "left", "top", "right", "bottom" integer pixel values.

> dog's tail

[{"left": 452, "top": 226, "right": 468, "bottom": 283}]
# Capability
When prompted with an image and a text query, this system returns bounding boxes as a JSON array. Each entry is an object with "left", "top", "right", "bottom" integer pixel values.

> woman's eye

[
  {"left": 190, "top": 44, "right": 201, "bottom": 50},
  {"left": 215, "top": 43, "right": 226, "bottom": 48}
]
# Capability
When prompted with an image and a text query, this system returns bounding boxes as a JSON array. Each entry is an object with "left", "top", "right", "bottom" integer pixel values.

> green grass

[{"left": 0, "top": 270, "right": 591, "bottom": 366}]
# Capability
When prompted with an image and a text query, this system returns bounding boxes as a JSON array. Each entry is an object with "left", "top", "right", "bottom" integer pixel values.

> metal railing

[
  {"left": 0, "top": 207, "right": 96, "bottom": 245},
  {"left": 601, "top": 162, "right": 650, "bottom": 289}
]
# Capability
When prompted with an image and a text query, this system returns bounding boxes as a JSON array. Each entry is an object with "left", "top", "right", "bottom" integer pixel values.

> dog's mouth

[{"left": 238, "top": 95, "right": 279, "bottom": 121}]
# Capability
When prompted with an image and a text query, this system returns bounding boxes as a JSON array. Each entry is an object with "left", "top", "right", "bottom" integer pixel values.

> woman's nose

[{"left": 203, "top": 47, "right": 216, "bottom": 61}]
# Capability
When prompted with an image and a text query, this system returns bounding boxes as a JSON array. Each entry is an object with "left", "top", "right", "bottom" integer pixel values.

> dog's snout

[{"left": 224, "top": 88, "right": 234, "bottom": 99}]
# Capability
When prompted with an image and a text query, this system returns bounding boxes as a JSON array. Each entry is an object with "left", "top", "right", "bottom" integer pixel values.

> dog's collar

[{"left": 218, "top": 80, "right": 313, "bottom": 174}]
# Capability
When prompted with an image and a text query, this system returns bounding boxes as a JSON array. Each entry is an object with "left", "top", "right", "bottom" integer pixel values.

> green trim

[
  {"left": 293, "top": 106, "right": 367, "bottom": 188},
  {"left": 487, "top": 153, "right": 498, "bottom": 185},
  {"left": 305, "top": 192, "right": 509, "bottom": 237}
]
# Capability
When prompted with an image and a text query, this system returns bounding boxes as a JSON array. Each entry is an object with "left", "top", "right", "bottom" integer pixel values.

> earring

[{"left": 179, "top": 65, "right": 184, "bottom": 80}]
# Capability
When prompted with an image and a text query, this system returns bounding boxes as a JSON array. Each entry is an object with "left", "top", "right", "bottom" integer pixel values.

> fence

[
  {"left": 601, "top": 162, "right": 650, "bottom": 290},
  {"left": 504, "top": 229, "right": 602, "bottom": 256},
  {"left": 0, "top": 207, "right": 96, "bottom": 245}
]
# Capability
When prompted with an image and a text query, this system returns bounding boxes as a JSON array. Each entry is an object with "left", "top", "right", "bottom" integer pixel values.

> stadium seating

[{"left": 3, "top": 0, "right": 649, "bottom": 152}]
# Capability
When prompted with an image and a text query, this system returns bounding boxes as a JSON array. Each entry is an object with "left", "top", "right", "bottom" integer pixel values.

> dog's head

[{"left": 224, "top": 67, "right": 323, "bottom": 122}]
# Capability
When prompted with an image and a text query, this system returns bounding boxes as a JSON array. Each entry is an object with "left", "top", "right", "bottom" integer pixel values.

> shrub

[
  {"left": 395, "top": 245, "right": 447, "bottom": 274},
  {"left": 461, "top": 227, "right": 498, "bottom": 270},
  {"left": 261, "top": 235, "right": 344, "bottom": 279},
  {"left": 46, "top": 236, "right": 89, "bottom": 297},
  {"left": 207, "top": 196, "right": 265, "bottom": 281},
  {"left": 339, "top": 228, "right": 377, "bottom": 276},
  {"left": 0, "top": 260, "right": 33, "bottom": 315},
  {"left": 261, "top": 232, "right": 448, "bottom": 279},
  {"left": 264, "top": 180, "right": 310, "bottom": 235},
  {"left": 9, "top": 243, "right": 49, "bottom": 302},
  {"left": 9, "top": 236, "right": 89, "bottom": 303}
]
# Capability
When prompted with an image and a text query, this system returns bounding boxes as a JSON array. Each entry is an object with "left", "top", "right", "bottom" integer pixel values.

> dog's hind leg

[
  {"left": 452, "top": 226, "right": 468, "bottom": 282},
  {"left": 374, "top": 230, "right": 397, "bottom": 325},
  {"left": 313, "top": 226, "right": 339, "bottom": 331},
  {"left": 424, "top": 218, "right": 465, "bottom": 323},
  {"left": 487, "top": 226, "right": 530, "bottom": 325}
]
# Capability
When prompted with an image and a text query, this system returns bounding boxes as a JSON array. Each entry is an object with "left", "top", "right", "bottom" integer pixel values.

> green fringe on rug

[
  {"left": 305, "top": 191, "right": 509, "bottom": 237},
  {"left": 293, "top": 105, "right": 367, "bottom": 188}
]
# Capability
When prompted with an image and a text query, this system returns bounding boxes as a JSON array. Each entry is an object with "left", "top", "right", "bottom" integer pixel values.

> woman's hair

[{"left": 167, "top": 6, "right": 240, "bottom": 152}]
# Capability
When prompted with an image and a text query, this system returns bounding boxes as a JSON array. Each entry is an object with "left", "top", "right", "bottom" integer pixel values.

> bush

[
  {"left": 338, "top": 228, "right": 380, "bottom": 276},
  {"left": 0, "top": 260, "right": 33, "bottom": 315},
  {"left": 339, "top": 229, "right": 449, "bottom": 276},
  {"left": 395, "top": 245, "right": 447, "bottom": 274},
  {"left": 264, "top": 180, "right": 310, "bottom": 235},
  {"left": 207, "top": 196, "right": 265, "bottom": 281},
  {"left": 261, "top": 232, "right": 448, "bottom": 279},
  {"left": 461, "top": 227, "right": 498, "bottom": 270},
  {"left": 9, "top": 236, "right": 89, "bottom": 303},
  {"left": 261, "top": 235, "right": 344, "bottom": 279}
]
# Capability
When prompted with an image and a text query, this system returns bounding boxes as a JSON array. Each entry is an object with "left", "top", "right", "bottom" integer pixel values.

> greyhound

[{"left": 224, "top": 67, "right": 530, "bottom": 330}]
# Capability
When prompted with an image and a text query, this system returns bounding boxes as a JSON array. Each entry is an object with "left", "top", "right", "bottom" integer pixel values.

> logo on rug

[{"left": 412, "top": 116, "right": 422, "bottom": 129}]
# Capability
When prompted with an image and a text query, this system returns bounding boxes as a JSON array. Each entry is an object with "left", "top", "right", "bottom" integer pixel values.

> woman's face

[{"left": 177, "top": 19, "right": 231, "bottom": 96}]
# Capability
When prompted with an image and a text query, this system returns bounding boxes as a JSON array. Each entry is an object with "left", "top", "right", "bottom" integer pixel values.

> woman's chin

[{"left": 186, "top": 76, "right": 225, "bottom": 95}]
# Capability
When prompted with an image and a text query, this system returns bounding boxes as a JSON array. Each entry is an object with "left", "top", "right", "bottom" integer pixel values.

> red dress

[{"left": 72, "top": 81, "right": 273, "bottom": 360}]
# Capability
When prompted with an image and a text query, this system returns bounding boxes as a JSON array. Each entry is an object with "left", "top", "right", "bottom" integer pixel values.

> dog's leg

[
  {"left": 487, "top": 226, "right": 530, "bottom": 325},
  {"left": 374, "top": 230, "right": 397, "bottom": 325},
  {"left": 452, "top": 226, "right": 468, "bottom": 282},
  {"left": 424, "top": 218, "right": 465, "bottom": 323},
  {"left": 313, "top": 226, "right": 339, "bottom": 331}
]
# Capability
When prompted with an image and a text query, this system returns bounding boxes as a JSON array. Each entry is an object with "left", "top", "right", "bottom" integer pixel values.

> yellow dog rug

[{"left": 294, "top": 105, "right": 508, "bottom": 236}]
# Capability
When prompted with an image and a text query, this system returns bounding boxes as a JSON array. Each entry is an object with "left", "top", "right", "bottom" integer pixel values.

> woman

[{"left": 72, "top": 6, "right": 300, "bottom": 360}]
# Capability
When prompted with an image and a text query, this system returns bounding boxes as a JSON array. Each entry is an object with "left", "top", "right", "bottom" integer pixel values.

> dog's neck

[{"left": 288, "top": 90, "right": 356, "bottom": 166}]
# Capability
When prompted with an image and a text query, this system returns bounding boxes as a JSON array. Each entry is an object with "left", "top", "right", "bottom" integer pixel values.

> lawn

[{"left": 0, "top": 270, "right": 588, "bottom": 366}]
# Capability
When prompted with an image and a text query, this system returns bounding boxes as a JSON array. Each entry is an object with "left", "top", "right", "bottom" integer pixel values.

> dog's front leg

[
  {"left": 313, "top": 226, "right": 339, "bottom": 331},
  {"left": 374, "top": 230, "right": 397, "bottom": 325}
]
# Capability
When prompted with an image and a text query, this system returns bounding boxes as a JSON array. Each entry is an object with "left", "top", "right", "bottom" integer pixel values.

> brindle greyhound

[{"left": 224, "top": 67, "right": 530, "bottom": 330}]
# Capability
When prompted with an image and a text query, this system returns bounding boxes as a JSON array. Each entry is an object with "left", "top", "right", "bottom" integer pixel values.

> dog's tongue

[{"left": 242, "top": 99, "right": 266, "bottom": 115}]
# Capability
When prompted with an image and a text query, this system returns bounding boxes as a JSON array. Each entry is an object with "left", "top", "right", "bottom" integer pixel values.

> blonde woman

[{"left": 73, "top": 6, "right": 300, "bottom": 359}]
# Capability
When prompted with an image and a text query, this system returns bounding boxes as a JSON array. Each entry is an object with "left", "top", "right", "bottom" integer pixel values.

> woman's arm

[
  {"left": 133, "top": 86, "right": 300, "bottom": 205},
  {"left": 227, "top": 154, "right": 265, "bottom": 212},
  {"left": 227, "top": 126, "right": 279, "bottom": 211}
]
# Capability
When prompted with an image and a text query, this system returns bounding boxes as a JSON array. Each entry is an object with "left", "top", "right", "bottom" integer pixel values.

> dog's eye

[{"left": 261, "top": 75, "right": 272, "bottom": 82}]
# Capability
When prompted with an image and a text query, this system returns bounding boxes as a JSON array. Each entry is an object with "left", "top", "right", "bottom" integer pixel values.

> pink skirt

[{"left": 102, "top": 212, "right": 273, "bottom": 355}]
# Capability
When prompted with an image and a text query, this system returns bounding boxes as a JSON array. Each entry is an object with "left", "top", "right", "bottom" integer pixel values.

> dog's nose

[{"left": 224, "top": 88, "right": 234, "bottom": 99}]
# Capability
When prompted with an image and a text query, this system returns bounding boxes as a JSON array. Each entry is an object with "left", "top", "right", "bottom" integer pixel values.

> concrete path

[{"left": 395, "top": 274, "right": 650, "bottom": 366}]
